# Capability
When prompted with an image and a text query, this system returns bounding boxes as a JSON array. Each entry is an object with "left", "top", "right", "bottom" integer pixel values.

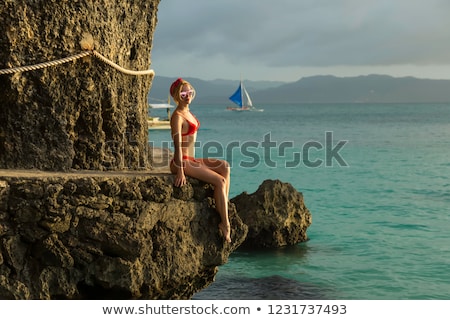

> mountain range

[{"left": 148, "top": 74, "right": 450, "bottom": 105}]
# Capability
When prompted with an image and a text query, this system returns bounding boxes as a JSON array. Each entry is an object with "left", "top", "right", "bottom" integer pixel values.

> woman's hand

[{"left": 174, "top": 169, "right": 187, "bottom": 187}]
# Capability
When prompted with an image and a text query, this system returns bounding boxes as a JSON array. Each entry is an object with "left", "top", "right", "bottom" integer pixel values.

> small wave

[{"left": 371, "top": 221, "right": 430, "bottom": 231}]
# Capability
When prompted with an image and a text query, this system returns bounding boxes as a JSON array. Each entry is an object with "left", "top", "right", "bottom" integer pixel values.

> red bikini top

[{"left": 175, "top": 112, "right": 200, "bottom": 136}]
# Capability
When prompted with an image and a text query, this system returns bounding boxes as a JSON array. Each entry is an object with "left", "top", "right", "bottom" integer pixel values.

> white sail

[{"left": 243, "top": 85, "right": 253, "bottom": 107}]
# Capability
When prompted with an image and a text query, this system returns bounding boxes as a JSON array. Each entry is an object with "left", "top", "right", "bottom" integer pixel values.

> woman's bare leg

[
  {"left": 200, "top": 158, "right": 230, "bottom": 196},
  {"left": 184, "top": 159, "right": 231, "bottom": 242}
]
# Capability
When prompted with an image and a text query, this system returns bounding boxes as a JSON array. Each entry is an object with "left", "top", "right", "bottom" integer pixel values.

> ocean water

[{"left": 148, "top": 103, "right": 450, "bottom": 300}]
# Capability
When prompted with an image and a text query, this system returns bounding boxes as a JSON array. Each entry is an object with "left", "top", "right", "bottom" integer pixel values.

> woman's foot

[{"left": 218, "top": 222, "right": 231, "bottom": 243}]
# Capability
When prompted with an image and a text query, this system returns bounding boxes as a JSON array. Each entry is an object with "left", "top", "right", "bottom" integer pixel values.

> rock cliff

[
  {"left": 0, "top": 0, "right": 158, "bottom": 171},
  {"left": 0, "top": 1, "right": 312, "bottom": 299}
]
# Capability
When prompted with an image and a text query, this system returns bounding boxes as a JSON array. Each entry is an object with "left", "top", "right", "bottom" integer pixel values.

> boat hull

[
  {"left": 226, "top": 106, "right": 264, "bottom": 112},
  {"left": 226, "top": 106, "right": 252, "bottom": 111},
  {"left": 148, "top": 117, "right": 171, "bottom": 130}
]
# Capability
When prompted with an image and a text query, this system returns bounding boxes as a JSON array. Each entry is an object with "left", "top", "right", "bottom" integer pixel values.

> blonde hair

[{"left": 170, "top": 78, "right": 196, "bottom": 104}]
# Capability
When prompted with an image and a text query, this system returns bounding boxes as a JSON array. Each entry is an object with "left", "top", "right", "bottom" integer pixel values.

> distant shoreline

[{"left": 149, "top": 74, "right": 450, "bottom": 104}]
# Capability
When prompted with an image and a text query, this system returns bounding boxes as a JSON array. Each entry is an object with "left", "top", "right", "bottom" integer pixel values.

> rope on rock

[
  {"left": 91, "top": 50, "right": 155, "bottom": 76},
  {"left": 0, "top": 33, "right": 155, "bottom": 76},
  {"left": 0, "top": 51, "right": 91, "bottom": 75}
]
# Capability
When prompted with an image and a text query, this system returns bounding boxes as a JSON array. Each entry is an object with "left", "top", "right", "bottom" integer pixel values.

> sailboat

[{"left": 227, "top": 80, "right": 263, "bottom": 111}]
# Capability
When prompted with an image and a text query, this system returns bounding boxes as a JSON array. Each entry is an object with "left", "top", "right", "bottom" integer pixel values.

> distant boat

[
  {"left": 149, "top": 94, "right": 176, "bottom": 110},
  {"left": 227, "top": 80, "right": 263, "bottom": 112},
  {"left": 147, "top": 117, "right": 171, "bottom": 130},
  {"left": 148, "top": 95, "right": 174, "bottom": 130}
]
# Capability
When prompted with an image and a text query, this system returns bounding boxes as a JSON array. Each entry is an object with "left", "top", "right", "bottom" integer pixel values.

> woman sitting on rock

[{"left": 169, "top": 78, "right": 231, "bottom": 243}]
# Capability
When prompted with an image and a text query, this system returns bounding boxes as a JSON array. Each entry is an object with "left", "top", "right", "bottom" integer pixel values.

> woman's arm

[{"left": 170, "top": 114, "right": 186, "bottom": 186}]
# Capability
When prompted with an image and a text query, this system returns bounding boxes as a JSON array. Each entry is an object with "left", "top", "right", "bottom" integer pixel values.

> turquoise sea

[{"left": 148, "top": 103, "right": 450, "bottom": 300}]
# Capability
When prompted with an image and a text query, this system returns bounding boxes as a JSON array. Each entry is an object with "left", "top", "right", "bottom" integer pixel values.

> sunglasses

[{"left": 180, "top": 90, "right": 194, "bottom": 99}]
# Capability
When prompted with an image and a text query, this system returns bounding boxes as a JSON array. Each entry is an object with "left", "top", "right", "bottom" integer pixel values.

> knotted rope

[{"left": 0, "top": 33, "right": 155, "bottom": 76}]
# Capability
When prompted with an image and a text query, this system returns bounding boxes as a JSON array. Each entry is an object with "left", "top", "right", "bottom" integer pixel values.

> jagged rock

[
  {"left": 0, "top": 172, "right": 248, "bottom": 299},
  {"left": 232, "top": 179, "right": 312, "bottom": 249},
  {"left": 0, "top": 0, "right": 159, "bottom": 171}
]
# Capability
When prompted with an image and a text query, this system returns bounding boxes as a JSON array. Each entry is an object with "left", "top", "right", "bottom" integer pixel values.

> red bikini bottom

[{"left": 170, "top": 155, "right": 200, "bottom": 165}]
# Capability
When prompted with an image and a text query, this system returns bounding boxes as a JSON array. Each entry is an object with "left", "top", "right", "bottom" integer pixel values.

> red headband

[{"left": 170, "top": 78, "right": 183, "bottom": 97}]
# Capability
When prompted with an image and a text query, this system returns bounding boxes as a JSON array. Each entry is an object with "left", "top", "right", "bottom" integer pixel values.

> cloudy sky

[{"left": 150, "top": 0, "right": 450, "bottom": 82}]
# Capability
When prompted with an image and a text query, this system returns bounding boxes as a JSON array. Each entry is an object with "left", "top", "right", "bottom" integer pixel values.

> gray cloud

[{"left": 151, "top": 0, "right": 450, "bottom": 80}]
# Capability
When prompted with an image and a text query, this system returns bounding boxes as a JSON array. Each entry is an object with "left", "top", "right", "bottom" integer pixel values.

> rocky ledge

[
  {"left": 0, "top": 170, "right": 311, "bottom": 299},
  {"left": 0, "top": 170, "right": 247, "bottom": 299}
]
